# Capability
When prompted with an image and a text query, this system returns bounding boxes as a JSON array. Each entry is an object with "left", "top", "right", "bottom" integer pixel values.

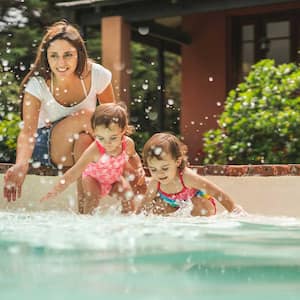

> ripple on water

[{"left": 0, "top": 210, "right": 300, "bottom": 300}]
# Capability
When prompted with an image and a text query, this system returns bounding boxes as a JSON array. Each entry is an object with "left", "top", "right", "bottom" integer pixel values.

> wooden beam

[{"left": 131, "top": 21, "right": 191, "bottom": 45}]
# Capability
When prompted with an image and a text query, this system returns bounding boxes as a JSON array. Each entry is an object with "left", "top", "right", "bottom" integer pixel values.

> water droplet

[
  {"left": 200, "top": 209, "right": 208, "bottom": 215},
  {"left": 154, "top": 147, "right": 162, "bottom": 155},
  {"left": 113, "top": 62, "right": 125, "bottom": 71},
  {"left": 138, "top": 26, "right": 149, "bottom": 35},
  {"left": 148, "top": 112, "right": 158, "bottom": 120},
  {"left": 32, "top": 161, "right": 41, "bottom": 168},
  {"left": 2, "top": 60, "right": 9, "bottom": 67},
  {"left": 168, "top": 99, "right": 174, "bottom": 105}
]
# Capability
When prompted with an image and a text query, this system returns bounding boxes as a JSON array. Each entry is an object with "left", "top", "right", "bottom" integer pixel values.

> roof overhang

[
  {"left": 55, "top": 0, "right": 297, "bottom": 52},
  {"left": 56, "top": 0, "right": 298, "bottom": 21}
]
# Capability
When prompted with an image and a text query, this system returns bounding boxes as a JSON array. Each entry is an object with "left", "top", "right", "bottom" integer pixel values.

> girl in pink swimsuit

[
  {"left": 40, "top": 103, "right": 146, "bottom": 214},
  {"left": 139, "top": 133, "right": 246, "bottom": 216}
]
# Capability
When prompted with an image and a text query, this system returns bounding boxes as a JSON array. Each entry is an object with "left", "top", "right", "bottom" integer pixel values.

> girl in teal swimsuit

[{"left": 138, "top": 133, "right": 246, "bottom": 216}]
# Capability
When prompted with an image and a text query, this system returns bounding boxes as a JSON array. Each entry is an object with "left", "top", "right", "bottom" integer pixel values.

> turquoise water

[{"left": 0, "top": 211, "right": 299, "bottom": 300}]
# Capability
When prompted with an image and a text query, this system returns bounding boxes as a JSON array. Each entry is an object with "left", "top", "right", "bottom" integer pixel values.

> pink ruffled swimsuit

[
  {"left": 82, "top": 138, "right": 128, "bottom": 196},
  {"left": 158, "top": 171, "right": 216, "bottom": 213}
]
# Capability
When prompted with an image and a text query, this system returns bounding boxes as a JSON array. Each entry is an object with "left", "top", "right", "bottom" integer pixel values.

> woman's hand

[{"left": 3, "top": 164, "right": 28, "bottom": 201}]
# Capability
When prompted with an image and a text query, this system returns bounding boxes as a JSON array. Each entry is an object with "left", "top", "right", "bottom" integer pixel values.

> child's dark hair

[
  {"left": 142, "top": 133, "right": 188, "bottom": 170},
  {"left": 91, "top": 102, "right": 133, "bottom": 133}
]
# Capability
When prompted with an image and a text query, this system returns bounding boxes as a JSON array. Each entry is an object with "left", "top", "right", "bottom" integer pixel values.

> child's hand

[
  {"left": 136, "top": 167, "right": 146, "bottom": 186},
  {"left": 136, "top": 174, "right": 146, "bottom": 186},
  {"left": 231, "top": 204, "right": 248, "bottom": 216},
  {"left": 39, "top": 191, "right": 57, "bottom": 202}
]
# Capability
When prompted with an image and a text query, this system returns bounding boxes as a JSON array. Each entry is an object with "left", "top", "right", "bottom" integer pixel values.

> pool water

[{"left": 0, "top": 210, "right": 299, "bottom": 300}]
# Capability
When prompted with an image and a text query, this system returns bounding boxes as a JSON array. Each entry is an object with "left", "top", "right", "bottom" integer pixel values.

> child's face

[
  {"left": 94, "top": 123, "right": 124, "bottom": 154},
  {"left": 147, "top": 153, "right": 181, "bottom": 185}
]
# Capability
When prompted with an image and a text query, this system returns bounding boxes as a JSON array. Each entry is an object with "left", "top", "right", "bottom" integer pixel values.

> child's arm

[
  {"left": 125, "top": 136, "right": 146, "bottom": 185},
  {"left": 183, "top": 168, "right": 246, "bottom": 214},
  {"left": 135, "top": 178, "right": 158, "bottom": 214},
  {"left": 40, "top": 142, "right": 98, "bottom": 201}
]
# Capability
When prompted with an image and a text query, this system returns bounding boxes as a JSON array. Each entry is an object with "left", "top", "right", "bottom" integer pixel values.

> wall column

[
  {"left": 101, "top": 16, "right": 131, "bottom": 104},
  {"left": 182, "top": 12, "right": 227, "bottom": 164}
]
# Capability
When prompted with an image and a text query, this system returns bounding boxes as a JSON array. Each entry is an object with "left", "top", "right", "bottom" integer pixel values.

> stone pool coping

[{"left": 0, "top": 163, "right": 300, "bottom": 176}]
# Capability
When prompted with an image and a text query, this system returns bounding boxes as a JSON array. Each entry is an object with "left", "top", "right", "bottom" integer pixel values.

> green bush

[
  {"left": 203, "top": 59, "right": 300, "bottom": 164},
  {"left": 0, "top": 113, "right": 21, "bottom": 162},
  {"left": 131, "top": 130, "right": 151, "bottom": 156}
]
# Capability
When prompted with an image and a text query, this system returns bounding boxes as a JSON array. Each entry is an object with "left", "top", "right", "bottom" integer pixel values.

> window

[{"left": 231, "top": 11, "right": 300, "bottom": 88}]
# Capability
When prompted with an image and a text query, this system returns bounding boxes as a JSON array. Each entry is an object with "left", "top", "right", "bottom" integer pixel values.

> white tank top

[{"left": 24, "top": 63, "right": 112, "bottom": 128}]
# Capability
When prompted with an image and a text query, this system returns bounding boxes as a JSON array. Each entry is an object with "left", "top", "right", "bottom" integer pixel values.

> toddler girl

[
  {"left": 40, "top": 103, "right": 146, "bottom": 214},
  {"left": 139, "top": 133, "right": 245, "bottom": 216}
]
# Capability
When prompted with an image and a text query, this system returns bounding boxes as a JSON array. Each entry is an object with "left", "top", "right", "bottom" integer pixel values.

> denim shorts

[{"left": 31, "top": 120, "right": 61, "bottom": 169}]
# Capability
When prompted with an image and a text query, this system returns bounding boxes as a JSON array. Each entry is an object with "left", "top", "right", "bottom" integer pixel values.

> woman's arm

[
  {"left": 3, "top": 92, "right": 40, "bottom": 201},
  {"left": 40, "top": 142, "right": 99, "bottom": 201},
  {"left": 97, "top": 83, "right": 115, "bottom": 103},
  {"left": 183, "top": 168, "right": 242, "bottom": 212}
]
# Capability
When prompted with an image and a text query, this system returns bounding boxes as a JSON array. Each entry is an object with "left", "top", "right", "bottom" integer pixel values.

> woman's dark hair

[{"left": 20, "top": 20, "right": 88, "bottom": 118}]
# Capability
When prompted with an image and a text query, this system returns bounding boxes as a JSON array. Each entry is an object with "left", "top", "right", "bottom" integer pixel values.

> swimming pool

[{"left": 0, "top": 211, "right": 299, "bottom": 300}]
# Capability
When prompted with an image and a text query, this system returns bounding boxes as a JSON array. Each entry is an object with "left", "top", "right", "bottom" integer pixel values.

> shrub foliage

[{"left": 203, "top": 59, "right": 300, "bottom": 164}]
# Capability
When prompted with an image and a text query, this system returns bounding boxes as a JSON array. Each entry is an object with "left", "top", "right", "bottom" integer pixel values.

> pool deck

[{"left": 0, "top": 163, "right": 300, "bottom": 217}]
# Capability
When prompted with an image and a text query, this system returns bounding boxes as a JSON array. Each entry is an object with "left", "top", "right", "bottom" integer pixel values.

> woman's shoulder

[
  {"left": 90, "top": 62, "right": 112, "bottom": 92},
  {"left": 24, "top": 76, "right": 48, "bottom": 100},
  {"left": 91, "top": 62, "right": 112, "bottom": 76},
  {"left": 26, "top": 76, "right": 46, "bottom": 86}
]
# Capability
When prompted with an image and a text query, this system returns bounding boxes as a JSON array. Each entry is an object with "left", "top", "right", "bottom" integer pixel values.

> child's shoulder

[
  {"left": 181, "top": 166, "right": 195, "bottom": 176},
  {"left": 124, "top": 135, "right": 136, "bottom": 152},
  {"left": 182, "top": 166, "right": 201, "bottom": 182},
  {"left": 124, "top": 135, "right": 134, "bottom": 144}
]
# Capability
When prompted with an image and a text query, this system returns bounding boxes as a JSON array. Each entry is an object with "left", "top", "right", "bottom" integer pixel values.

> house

[{"left": 56, "top": 0, "right": 300, "bottom": 163}]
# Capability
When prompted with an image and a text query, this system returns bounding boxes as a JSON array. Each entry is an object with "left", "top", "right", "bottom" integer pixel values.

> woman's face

[{"left": 47, "top": 39, "right": 78, "bottom": 78}]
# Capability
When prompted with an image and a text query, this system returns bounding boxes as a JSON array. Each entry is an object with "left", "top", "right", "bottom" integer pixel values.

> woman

[{"left": 3, "top": 20, "right": 115, "bottom": 212}]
